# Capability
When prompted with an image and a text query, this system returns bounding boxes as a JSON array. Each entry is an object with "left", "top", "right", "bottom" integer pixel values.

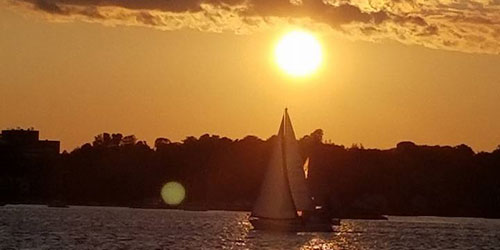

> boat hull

[{"left": 249, "top": 217, "right": 337, "bottom": 232}]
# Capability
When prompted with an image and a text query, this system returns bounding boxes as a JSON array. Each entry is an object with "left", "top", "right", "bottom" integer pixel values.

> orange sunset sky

[{"left": 1, "top": 0, "right": 499, "bottom": 152}]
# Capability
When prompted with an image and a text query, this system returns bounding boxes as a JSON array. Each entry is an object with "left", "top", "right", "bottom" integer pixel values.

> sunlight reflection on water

[{"left": 1, "top": 205, "right": 500, "bottom": 249}]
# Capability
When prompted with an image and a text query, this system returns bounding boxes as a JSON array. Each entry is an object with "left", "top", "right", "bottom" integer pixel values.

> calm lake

[{"left": 1, "top": 205, "right": 499, "bottom": 249}]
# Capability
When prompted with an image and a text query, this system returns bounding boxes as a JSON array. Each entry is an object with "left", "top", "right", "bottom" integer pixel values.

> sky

[{"left": 1, "top": 0, "right": 500, "bottom": 152}]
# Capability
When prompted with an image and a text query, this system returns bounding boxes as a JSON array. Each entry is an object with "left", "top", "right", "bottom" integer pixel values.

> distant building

[{"left": 0, "top": 129, "right": 60, "bottom": 157}]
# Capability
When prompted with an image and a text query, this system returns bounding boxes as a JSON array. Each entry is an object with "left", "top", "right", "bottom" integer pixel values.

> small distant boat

[{"left": 249, "top": 109, "right": 339, "bottom": 232}]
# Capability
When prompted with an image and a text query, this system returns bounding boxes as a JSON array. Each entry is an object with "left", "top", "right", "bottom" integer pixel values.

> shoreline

[{"left": 3, "top": 202, "right": 500, "bottom": 220}]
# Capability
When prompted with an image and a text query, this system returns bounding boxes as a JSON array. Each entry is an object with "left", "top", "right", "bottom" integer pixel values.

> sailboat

[{"left": 249, "top": 109, "right": 339, "bottom": 232}]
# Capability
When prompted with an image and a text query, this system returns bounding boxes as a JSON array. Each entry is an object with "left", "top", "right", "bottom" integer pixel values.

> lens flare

[{"left": 161, "top": 181, "right": 186, "bottom": 206}]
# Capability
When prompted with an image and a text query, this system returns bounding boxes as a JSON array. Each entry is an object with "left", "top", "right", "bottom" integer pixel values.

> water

[{"left": 1, "top": 205, "right": 500, "bottom": 249}]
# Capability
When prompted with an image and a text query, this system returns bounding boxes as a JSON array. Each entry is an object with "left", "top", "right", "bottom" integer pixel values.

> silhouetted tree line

[{"left": 1, "top": 130, "right": 500, "bottom": 218}]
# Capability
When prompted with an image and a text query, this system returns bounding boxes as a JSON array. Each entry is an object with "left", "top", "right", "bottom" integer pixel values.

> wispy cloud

[{"left": 5, "top": 0, "right": 500, "bottom": 54}]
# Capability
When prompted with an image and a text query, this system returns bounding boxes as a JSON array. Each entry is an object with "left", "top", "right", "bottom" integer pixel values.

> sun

[{"left": 275, "top": 30, "right": 323, "bottom": 77}]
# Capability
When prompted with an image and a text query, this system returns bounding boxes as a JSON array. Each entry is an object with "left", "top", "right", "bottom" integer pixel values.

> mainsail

[
  {"left": 251, "top": 109, "right": 313, "bottom": 219},
  {"left": 251, "top": 116, "right": 297, "bottom": 219}
]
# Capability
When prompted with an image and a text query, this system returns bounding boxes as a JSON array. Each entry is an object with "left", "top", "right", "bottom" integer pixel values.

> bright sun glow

[{"left": 275, "top": 30, "right": 323, "bottom": 77}]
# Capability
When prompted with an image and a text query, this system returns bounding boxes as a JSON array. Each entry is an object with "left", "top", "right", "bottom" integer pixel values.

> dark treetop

[{"left": 1, "top": 129, "right": 499, "bottom": 218}]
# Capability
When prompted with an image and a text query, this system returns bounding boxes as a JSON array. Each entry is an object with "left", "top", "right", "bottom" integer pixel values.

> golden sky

[{"left": 1, "top": 0, "right": 500, "bottom": 152}]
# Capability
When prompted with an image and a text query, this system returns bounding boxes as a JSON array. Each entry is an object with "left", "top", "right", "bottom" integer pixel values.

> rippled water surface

[{"left": 1, "top": 205, "right": 500, "bottom": 249}]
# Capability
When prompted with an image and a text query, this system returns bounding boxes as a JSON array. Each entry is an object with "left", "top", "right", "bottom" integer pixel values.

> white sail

[
  {"left": 251, "top": 116, "right": 297, "bottom": 219},
  {"left": 283, "top": 110, "right": 314, "bottom": 212}
]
